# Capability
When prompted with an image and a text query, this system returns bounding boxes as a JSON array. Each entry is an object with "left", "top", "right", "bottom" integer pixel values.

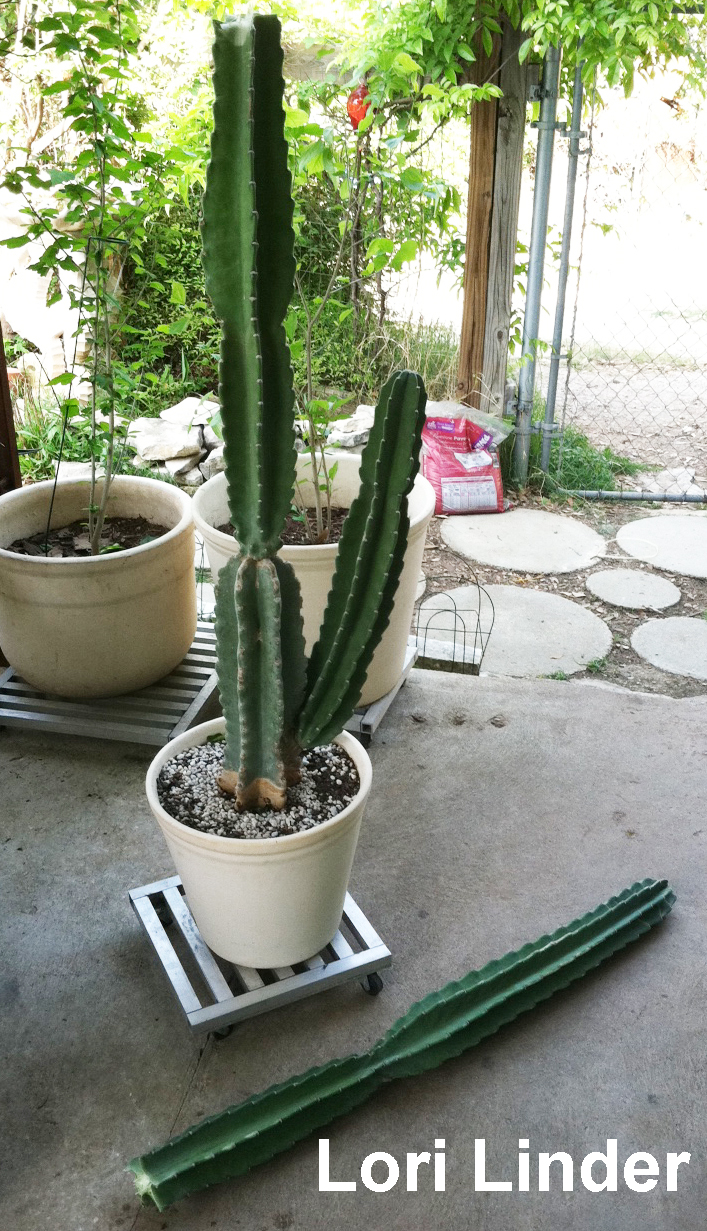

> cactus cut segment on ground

[{"left": 128, "top": 878, "right": 675, "bottom": 1210}]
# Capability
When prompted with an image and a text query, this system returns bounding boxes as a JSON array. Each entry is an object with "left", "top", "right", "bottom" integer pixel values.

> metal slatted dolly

[
  {"left": 1, "top": 613, "right": 404, "bottom": 1032},
  {"left": 344, "top": 641, "right": 417, "bottom": 746},
  {"left": 0, "top": 621, "right": 220, "bottom": 746},
  {"left": 130, "top": 876, "right": 392, "bottom": 1038},
  {"left": 0, "top": 628, "right": 417, "bottom": 748}
]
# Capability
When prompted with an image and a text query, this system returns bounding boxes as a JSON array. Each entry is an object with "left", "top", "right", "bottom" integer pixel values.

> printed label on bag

[{"left": 440, "top": 477, "right": 501, "bottom": 513}]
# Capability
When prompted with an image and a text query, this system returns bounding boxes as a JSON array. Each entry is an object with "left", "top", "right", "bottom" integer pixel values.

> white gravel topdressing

[{"left": 156, "top": 739, "right": 359, "bottom": 839}]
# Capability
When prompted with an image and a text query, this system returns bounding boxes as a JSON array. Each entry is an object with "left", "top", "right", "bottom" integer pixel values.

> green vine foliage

[
  {"left": 0, "top": 0, "right": 179, "bottom": 440},
  {"left": 519, "top": 0, "right": 707, "bottom": 95},
  {"left": 2, "top": 0, "right": 705, "bottom": 428},
  {"left": 277, "top": 0, "right": 705, "bottom": 398},
  {"left": 1, "top": 1, "right": 169, "bottom": 289},
  {"left": 343, "top": 0, "right": 706, "bottom": 104}
]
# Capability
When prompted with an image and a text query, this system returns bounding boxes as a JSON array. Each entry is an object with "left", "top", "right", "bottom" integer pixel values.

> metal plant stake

[
  {"left": 202, "top": 12, "right": 426, "bottom": 811},
  {"left": 129, "top": 878, "right": 674, "bottom": 1209}
]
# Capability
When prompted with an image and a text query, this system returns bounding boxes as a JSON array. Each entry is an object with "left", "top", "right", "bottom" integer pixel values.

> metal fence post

[
  {"left": 512, "top": 42, "right": 561, "bottom": 485},
  {"left": 541, "top": 53, "right": 585, "bottom": 472}
]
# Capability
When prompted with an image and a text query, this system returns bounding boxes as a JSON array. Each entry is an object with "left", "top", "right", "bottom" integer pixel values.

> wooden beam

[
  {"left": 481, "top": 19, "right": 528, "bottom": 414},
  {"left": 456, "top": 37, "right": 500, "bottom": 408},
  {"left": 0, "top": 339, "right": 21, "bottom": 495}
]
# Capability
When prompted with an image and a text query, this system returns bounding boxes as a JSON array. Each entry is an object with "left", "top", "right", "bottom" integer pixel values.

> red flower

[{"left": 347, "top": 83, "right": 370, "bottom": 132}]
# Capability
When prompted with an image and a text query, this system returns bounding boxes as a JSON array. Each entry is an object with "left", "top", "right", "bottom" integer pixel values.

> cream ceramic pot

[
  {"left": 146, "top": 718, "right": 372, "bottom": 967},
  {"left": 192, "top": 453, "right": 434, "bottom": 705},
  {"left": 0, "top": 476, "right": 196, "bottom": 697}
]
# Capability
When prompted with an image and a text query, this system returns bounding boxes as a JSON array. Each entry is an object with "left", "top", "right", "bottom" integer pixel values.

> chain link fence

[{"left": 534, "top": 72, "right": 707, "bottom": 497}]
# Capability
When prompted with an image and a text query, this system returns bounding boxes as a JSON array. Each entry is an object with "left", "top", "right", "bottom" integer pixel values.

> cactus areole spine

[{"left": 201, "top": 14, "right": 427, "bottom": 811}]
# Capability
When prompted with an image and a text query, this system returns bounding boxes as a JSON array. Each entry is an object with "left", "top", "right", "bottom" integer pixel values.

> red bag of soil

[{"left": 421, "top": 415, "right": 504, "bottom": 515}]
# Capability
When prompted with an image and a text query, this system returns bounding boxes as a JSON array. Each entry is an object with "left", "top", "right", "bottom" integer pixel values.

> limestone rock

[
  {"left": 175, "top": 466, "right": 204, "bottom": 488},
  {"left": 199, "top": 445, "right": 226, "bottom": 480},
  {"left": 53, "top": 460, "right": 103, "bottom": 482},
  {"left": 127, "top": 417, "right": 202, "bottom": 462},
  {"left": 327, "top": 403, "right": 375, "bottom": 448},
  {"left": 159, "top": 395, "right": 219, "bottom": 427},
  {"left": 164, "top": 454, "right": 206, "bottom": 478}
]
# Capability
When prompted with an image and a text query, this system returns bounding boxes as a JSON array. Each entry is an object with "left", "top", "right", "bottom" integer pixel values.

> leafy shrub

[{"left": 118, "top": 191, "right": 220, "bottom": 415}]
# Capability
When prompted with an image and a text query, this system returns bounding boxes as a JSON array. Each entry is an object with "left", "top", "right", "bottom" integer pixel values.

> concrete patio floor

[{"left": 2, "top": 668, "right": 707, "bottom": 1231}]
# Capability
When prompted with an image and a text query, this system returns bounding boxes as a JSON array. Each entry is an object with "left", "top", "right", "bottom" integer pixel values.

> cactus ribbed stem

[
  {"left": 129, "top": 879, "right": 674, "bottom": 1209},
  {"left": 202, "top": 15, "right": 297, "bottom": 559},
  {"left": 202, "top": 15, "right": 427, "bottom": 801},
  {"left": 297, "top": 371, "right": 426, "bottom": 747},
  {"left": 233, "top": 557, "right": 286, "bottom": 810},
  {"left": 213, "top": 555, "right": 241, "bottom": 774}
]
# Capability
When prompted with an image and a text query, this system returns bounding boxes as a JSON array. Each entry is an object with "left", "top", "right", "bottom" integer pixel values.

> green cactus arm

[
  {"left": 128, "top": 879, "right": 674, "bottom": 1209},
  {"left": 296, "top": 371, "right": 426, "bottom": 748},
  {"left": 213, "top": 555, "right": 242, "bottom": 772},
  {"left": 201, "top": 14, "right": 297, "bottom": 557},
  {"left": 272, "top": 557, "right": 308, "bottom": 781},
  {"left": 250, "top": 15, "right": 298, "bottom": 552},
  {"left": 231, "top": 557, "right": 287, "bottom": 811}
]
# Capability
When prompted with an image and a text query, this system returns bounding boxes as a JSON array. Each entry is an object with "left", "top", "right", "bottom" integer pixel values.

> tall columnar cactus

[{"left": 202, "top": 13, "right": 427, "bottom": 811}]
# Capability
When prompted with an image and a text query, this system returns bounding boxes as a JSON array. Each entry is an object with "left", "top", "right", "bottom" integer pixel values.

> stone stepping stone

[
  {"left": 440, "top": 508, "right": 606, "bottom": 574},
  {"left": 586, "top": 568, "right": 681, "bottom": 611},
  {"left": 616, "top": 514, "right": 707, "bottom": 579},
  {"left": 417, "top": 584, "right": 611, "bottom": 678},
  {"left": 631, "top": 617, "right": 707, "bottom": 681}
]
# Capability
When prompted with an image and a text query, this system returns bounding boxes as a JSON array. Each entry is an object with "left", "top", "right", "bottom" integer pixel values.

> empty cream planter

[
  {"left": 146, "top": 718, "right": 372, "bottom": 967},
  {"left": 192, "top": 453, "right": 434, "bottom": 706},
  {"left": 0, "top": 476, "right": 196, "bottom": 697}
]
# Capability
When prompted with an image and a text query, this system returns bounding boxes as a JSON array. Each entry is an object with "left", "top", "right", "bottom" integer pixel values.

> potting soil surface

[
  {"left": 217, "top": 507, "right": 349, "bottom": 546},
  {"left": 6, "top": 515, "right": 170, "bottom": 557},
  {"left": 157, "top": 740, "right": 360, "bottom": 838}
]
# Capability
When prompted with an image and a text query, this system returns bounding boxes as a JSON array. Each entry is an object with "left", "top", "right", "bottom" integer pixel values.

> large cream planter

[
  {"left": 146, "top": 718, "right": 372, "bottom": 967},
  {"left": 0, "top": 476, "right": 196, "bottom": 697},
  {"left": 193, "top": 453, "right": 435, "bottom": 706}
]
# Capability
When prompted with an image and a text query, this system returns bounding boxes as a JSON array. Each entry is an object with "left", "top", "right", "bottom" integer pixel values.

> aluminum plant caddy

[
  {"left": 0, "top": 621, "right": 415, "bottom": 748},
  {"left": 130, "top": 875, "right": 392, "bottom": 1037},
  {"left": 0, "top": 621, "right": 220, "bottom": 746}
]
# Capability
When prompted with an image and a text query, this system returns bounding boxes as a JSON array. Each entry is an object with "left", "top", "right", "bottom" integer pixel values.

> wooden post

[
  {"left": 456, "top": 37, "right": 500, "bottom": 408},
  {"left": 0, "top": 339, "right": 21, "bottom": 495},
  {"left": 457, "top": 20, "right": 528, "bottom": 413},
  {"left": 481, "top": 21, "right": 528, "bottom": 414}
]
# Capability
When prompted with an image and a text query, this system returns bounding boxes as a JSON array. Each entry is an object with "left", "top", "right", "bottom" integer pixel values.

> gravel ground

[{"left": 419, "top": 494, "right": 707, "bottom": 699}]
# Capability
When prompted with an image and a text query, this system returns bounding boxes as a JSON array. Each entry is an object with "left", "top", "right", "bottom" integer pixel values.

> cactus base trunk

[{"left": 146, "top": 719, "right": 373, "bottom": 967}]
